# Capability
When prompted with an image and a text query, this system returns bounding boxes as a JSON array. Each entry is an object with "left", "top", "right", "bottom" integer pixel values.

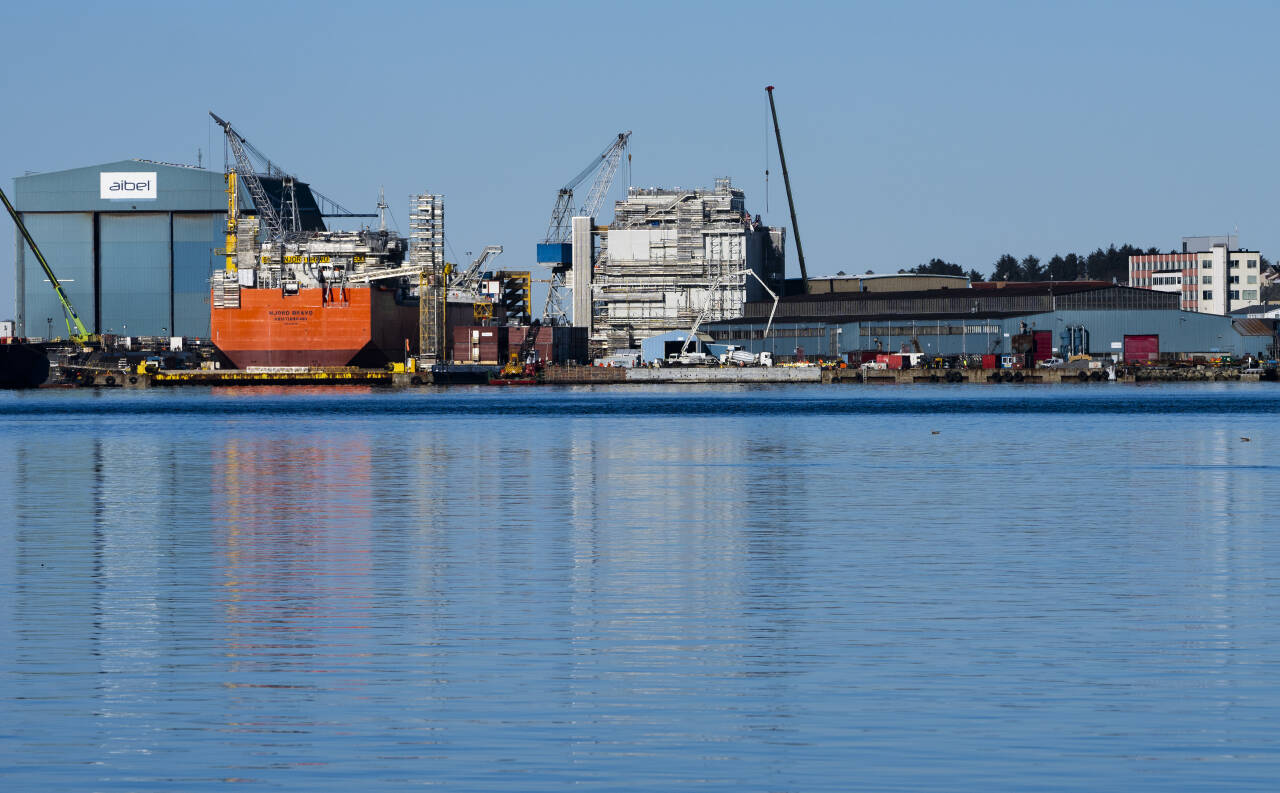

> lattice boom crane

[
  {"left": 544, "top": 131, "right": 631, "bottom": 244},
  {"left": 540, "top": 131, "right": 631, "bottom": 324},
  {"left": 210, "top": 111, "right": 376, "bottom": 244},
  {"left": 210, "top": 112, "right": 286, "bottom": 241}
]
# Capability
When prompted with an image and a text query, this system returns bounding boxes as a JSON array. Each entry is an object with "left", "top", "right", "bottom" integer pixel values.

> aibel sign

[{"left": 99, "top": 172, "right": 157, "bottom": 200}]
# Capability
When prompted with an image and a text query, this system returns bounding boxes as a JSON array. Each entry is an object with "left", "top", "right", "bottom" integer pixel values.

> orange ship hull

[{"left": 211, "top": 285, "right": 418, "bottom": 369}]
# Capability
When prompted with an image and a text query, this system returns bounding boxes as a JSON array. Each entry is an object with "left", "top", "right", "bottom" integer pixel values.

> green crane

[{"left": 1, "top": 185, "right": 93, "bottom": 342}]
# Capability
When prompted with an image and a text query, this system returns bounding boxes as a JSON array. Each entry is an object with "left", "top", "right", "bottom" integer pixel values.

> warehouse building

[
  {"left": 705, "top": 282, "right": 1276, "bottom": 361},
  {"left": 12, "top": 159, "right": 231, "bottom": 339},
  {"left": 11, "top": 159, "right": 327, "bottom": 340}
]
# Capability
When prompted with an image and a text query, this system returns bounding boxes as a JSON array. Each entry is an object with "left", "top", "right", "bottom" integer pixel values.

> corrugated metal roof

[
  {"left": 1232, "top": 318, "right": 1275, "bottom": 337},
  {"left": 778, "top": 281, "right": 1118, "bottom": 304},
  {"left": 1229, "top": 304, "right": 1271, "bottom": 315},
  {"left": 14, "top": 159, "right": 227, "bottom": 212},
  {"left": 745, "top": 283, "right": 1178, "bottom": 321},
  {"left": 706, "top": 309, "right": 1035, "bottom": 326}
]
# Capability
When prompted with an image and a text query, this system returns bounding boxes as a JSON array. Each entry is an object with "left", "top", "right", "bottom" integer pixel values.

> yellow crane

[{"left": 0, "top": 186, "right": 94, "bottom": 343}]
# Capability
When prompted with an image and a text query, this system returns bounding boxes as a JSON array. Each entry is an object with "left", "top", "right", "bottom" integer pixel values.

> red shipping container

[
  {"left": 453, "top": 326, "right": 506, "bottom": 364},
  {"left": 981, "top": 354, "right": 997, "bottom": 370},
  {"left": 1033, "top": 330, "right": 1053, "bottom": 362},
  {"left": 506, "top": 326, "right": 588, "bottom": 364}
]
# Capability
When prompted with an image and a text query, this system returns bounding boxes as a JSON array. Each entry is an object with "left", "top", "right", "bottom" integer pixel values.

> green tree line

[
  {"left": 903, "top": 248, "right": 1277, "bottom": 299},
  {"left": 903, "top": 244, "right": 1181, "bottom": 284}
]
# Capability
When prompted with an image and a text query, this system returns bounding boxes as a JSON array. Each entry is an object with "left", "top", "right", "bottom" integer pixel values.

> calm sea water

[{"left": 1, "top": 384, "right": 1277, "bottom": 792}]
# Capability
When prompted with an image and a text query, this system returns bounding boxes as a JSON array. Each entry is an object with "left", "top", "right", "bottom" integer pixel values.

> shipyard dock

[{"left": 59, "top": 361, "right": 1275, "bottom": 388}]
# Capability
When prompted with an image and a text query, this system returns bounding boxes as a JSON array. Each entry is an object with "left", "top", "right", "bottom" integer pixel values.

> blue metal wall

[
  {"left": 99, "top": 214, "right": 171, "bottom": 336},
  {"left": 706, "top": 308, "right": 1273, "bottom": 360},
  {"left": 1020, "top": 310, "right": 1270, "bottom": 358},
  {"left": 20, "top": 213, "right": 95, "bottom": 338},
  {"left": 172, "top": 213, "right": 221, "bottom": 338}
]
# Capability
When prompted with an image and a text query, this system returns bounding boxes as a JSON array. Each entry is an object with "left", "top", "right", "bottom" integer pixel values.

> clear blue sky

[{"left": 3, "top": 0, "right": 1277, "bottom": 320}]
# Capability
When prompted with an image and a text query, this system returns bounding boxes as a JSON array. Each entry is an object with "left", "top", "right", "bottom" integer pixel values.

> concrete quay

[
  {"left": 543, "top": 365, "right": 821, "bottom": 384},
  {"left": 824, "top": 366, "right": 1270, "bottom": 384},
  {"left": 52, "top": 362, "right": 1274, "bottom": 389}
]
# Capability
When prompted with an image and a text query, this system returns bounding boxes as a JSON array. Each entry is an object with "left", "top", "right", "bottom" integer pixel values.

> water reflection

[
  {"left": 214, "top": 430, "right": 376, "bottom": 677},
  {"left": 2, "top": 388, "right": 1278, "bottom": 791}
]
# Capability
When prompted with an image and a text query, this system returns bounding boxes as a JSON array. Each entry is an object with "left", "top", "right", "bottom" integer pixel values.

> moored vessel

[
  {"left": 210, "top": 220, "right": 420, "bottom": 369},
  {"left": 0, "top": 339, "right": 50, "bottom": 389}
]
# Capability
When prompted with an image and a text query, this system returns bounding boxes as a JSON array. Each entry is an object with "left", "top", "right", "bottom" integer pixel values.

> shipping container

[
  {"left": 453, "top": 325, "right": 507, "bottom": 364},
  {"left": 981, "top": 354, "right": 997, "bottom": 370},
  {"left": 878, "top": 352, "right": 924, "bottom": 369},
  {"left": 1123, "top": 334, "right": 1159, "bottom": 363},
  {"left": 1033, "top": 330, "right": 1053, "bottom": 362},
  {"left": 506, "top": 325, "right": 587, "bottom": 364},
  {"left": 535, "top": 243, "right": 573, "bottom": 265}
]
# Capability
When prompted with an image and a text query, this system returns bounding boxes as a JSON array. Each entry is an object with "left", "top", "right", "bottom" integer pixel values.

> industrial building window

[
  {"left": 1201, "top": 260, "right": 1212, "bottom": 268},
  {"left": 1244, "top": 290, "right": 1258, "bottom": 300},
  {"left": 1248, "top": 275, "right": 1257, "bottom": 284},
  {"left": 1230, "top": 290, "right": 1240, "bottom": 300},
  {"left": 1230, "top": 275, "right": 1240, "bottom": 284},
  {"left": 1229, "top": 261, "right": 1239, "bottom": 269},
  {"left": 1248, "top": 259, "right": 1258, "bottom": 268},
  {"left": 1203, "top": 275, "right": 1212, "bottom": 284},
  {"left": 1202, "top": 290, "right": 1213, "bottom": 300}
]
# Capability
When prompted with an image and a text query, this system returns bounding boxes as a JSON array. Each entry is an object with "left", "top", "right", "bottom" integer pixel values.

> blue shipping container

[{"left": 536, "top": 243, "right": 573, "bottom": 265}]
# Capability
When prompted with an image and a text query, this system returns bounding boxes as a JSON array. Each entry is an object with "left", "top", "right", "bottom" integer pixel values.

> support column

[
  {"left": 571, "top": 216, "right": 593, "bottom": 333},
  {"left": 14, "top": 217, "right": 24, "bottom": 335}
]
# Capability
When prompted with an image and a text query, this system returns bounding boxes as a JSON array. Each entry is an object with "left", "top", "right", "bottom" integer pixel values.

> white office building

[{"left": 1129, "top": 236, "right": 1262, "bottom": 315}]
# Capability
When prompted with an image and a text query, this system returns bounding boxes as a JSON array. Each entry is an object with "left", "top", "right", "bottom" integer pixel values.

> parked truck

[{"left": 717, "top": 346, "right": 774, "bottom": 367}]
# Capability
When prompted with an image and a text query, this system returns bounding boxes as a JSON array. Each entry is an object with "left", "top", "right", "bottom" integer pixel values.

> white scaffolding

[
  {"left": 410, "top": 194, "right": 446, "bottom": 362},
  {"left": 593, "top": 178, "right": 784, "bottom": 354}
]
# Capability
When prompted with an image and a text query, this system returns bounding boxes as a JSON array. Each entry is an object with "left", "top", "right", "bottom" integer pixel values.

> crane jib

[
  {"left": 543, "top": 131, "right": 631, "bottom": 244},
  {"left": 0, "top": 186, "right": 91, "bottom": 340},
  {"left": 765, "top": 86, "right": 808, "bottom": 292}
]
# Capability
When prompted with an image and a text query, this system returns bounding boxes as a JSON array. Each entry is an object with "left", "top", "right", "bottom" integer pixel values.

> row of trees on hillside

[
  {"left": 902, "top": 246, "right": 1280, "bottom": 297},
  {"left": 901, "top": 245, "right": 1166, "bottom": 284},
  {"left": 900, "top": 259, "right": 985, "bottom": 282}
]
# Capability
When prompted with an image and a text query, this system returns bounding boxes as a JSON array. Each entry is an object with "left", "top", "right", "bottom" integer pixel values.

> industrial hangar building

[
  {"left": 11, "top": 159, "right": 325, "bottom": 340},
  {"left": 704, "top": 281, "right": 1277, "bottom": 361}
]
